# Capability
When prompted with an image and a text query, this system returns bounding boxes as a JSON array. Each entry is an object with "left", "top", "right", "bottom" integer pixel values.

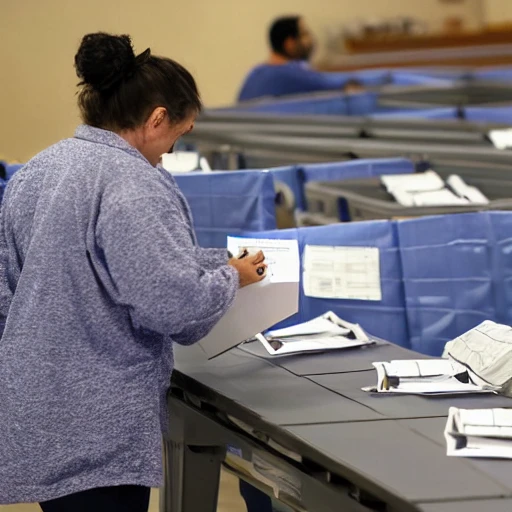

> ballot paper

[
  {"left": 381, "top": 170, "right": 445, "bottom": 193},
  {"left": 303, "top": 245, "right": 381, "bottom": 301},
  {"left": 488, "top": 128, "right": 512, "bottom": 150},
  {"left": 410, "top": 188, "right": 469, "bottom": 206},
  {"left": 363, "top": 359, "right": 496, "bottom": 395},
  {"left": 227, "top": 237, "right": 300, "bottom": 283},
  {"left": 197, "top": 237, "right": 300, "bottom": 359},
  {"left": 381, "top": 171, "right": 488, "bottom": 207},
  {"left": 251, "top": 311, "right": 373, "bottom": 357},
  {"left": 445, "top": 408, "right": 512, "bottom": 459},
  {"left": 443, "top": 320, "right": 512, "bottom": 394},
  {"left": 446, "top": 175, "right": 489, "bottom": 205}
]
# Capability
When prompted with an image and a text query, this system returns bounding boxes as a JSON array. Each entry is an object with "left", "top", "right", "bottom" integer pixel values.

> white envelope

[{"left": 197, "top": 237, "right": 300, "bottom": 359}]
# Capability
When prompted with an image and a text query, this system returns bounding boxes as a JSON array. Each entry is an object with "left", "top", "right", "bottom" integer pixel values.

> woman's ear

[{"left": 147, "top": 107, "right": 167, "bottom": 129}]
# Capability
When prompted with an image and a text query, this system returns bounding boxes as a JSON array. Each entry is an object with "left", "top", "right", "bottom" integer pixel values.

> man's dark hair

[
  {"left": 269, "top": 17, "right": 300, "bottom": 55},
  {"left": 75, "top": 32, "right": 201, "bottom": 131}
]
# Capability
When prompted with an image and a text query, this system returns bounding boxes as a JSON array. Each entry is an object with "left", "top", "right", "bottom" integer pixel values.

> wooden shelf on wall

[
  {"left": 319, "top": 25, "right": 512, "bottom": 71},
  {"left": 344, "top": 25, "right": 512, "bottom": 54}
]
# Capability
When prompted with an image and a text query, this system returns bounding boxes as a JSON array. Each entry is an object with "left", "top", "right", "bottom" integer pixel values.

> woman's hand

[{"left": 228, "top": 250, "right": 267, "bottom": 287}]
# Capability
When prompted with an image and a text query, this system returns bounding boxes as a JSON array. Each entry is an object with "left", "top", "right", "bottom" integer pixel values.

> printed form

[{"left": 303, "top": 245, "right": 381, "bottom": 301}]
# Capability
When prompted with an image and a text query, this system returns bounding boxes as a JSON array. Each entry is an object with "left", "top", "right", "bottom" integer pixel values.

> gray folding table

[{"left": 162, "top": 342, "right": 512, "bottom": 512}]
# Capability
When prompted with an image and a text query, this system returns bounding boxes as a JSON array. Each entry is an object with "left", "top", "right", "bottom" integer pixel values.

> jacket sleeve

[
  {"left": 0, "top": 184, "right": 17, "bottom": 339},
  {"left": 194, "top": 247, "right": 230, "bottom": 270},
  {"left": 96, "top": 195, "right": 239, "bottom": 343}
]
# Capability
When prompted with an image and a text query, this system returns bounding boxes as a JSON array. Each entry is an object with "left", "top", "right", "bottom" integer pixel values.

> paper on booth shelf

[
  {"left": 446, "top": 175, "right": 489, "bottom": 205},
  {"left": 411, "top": 188, "right": 469, "bottom": 206},
  {"left": 303, "top": 245, "right": 381, "bottom": 301},
  {"left": 445, "top": 408, "right": 512, "bottom": 459},
  {"left": 488, "top": 128, "right": 512, "bottom": 150},
  {"left": 381, "top": 170, "right": 444, "bottom": 193},
  {"left": 197, "top": 237, "right": 300, "bottom": 359}
]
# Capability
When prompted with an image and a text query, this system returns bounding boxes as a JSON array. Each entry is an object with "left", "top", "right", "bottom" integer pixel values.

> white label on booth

[{"left": 303, "top": 245, "right": 381, "bottom": 301}]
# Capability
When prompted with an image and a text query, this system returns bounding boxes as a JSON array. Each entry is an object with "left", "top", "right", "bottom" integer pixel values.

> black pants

[
  {"left": 39, "top": 485, "right": 150, "bottom": 512},
  {"left": 239, "top": 479, "right": 272, "bottom": 512}
]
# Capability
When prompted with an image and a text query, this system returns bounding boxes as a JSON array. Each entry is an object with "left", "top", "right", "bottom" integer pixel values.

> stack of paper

[
  {"left": 250, "top": 311, "right": 374, "bottom": 357},
  {"left": 363, "top": 359, "right": 496, "bottom": 395},
  {"left": 443, "top": 320, "right": 512, "bottom": 396},
  {"left": 445, "top": 407, "right": 512, "bottom": 458},
  {"left": 380, "top": 171, "right": 488, "bottom": 207}
]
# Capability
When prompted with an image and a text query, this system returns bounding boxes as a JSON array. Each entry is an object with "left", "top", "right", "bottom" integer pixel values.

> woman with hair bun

[{"left": 0, "top": 32, "right": 266, "bottom": 512}]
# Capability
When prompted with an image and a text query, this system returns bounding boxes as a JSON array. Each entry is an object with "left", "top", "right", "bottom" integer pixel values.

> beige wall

[
  {"left": 1, "top": 0, "right": 482, "bottom": 162},
  {"left": 483, "top": 0, "right": 512, "bottom": 24}
]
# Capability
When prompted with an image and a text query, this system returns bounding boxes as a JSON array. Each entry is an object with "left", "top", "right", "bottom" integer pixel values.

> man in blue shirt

[{"left": 238, "top": 16, "right": 350, "bottom": 102}]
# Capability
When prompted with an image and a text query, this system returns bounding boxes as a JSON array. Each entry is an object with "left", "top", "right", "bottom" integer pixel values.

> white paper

[
  {"left": 197, "top": 237, "right": 300, "bottom": 359},
  {"left": 443, "top": 320, "right": 512, "bottom": 390},
  {"left": 381, "top": 170, "right": 444, "bottom": 193},
  {"left": 303, "top": 245, "right": 381, "bottom": 301},
  {"left": 446, "top": 407, "right": 512, "bottom": 459},
  {"left": 227, "top": 237, "right": 300, "bottom": 284},
  {"left": 256, "top": 333, "right": 371, "bottom": 356},
  {"left": 368, "top": 359, "right": 494, "bottom": 395},
  {"left": 267, "top": 316, "right": 350, "bottom": 338},
  {"left": 161, "top": 151, "right": 200, "bottom": 173},
  {"left": 488, "top": 128, "right": 512, "bottom": 150},
  {"left": 378, "top": 359, "right": 459, "bottom": 378},
  {"left": 410, "top": 188, "right": 469, "bottom": 206},
  {"left": 446, "top": 175, "right": 489, "bottom": 205},
  {"left": 255, "top": 312, "right": 372, "bottom": 357}
]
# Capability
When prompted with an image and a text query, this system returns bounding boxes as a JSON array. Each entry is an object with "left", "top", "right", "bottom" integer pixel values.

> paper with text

[
  {"left": 227, "top": 237, "right": 300, "bottom": 284},
  {"left": 303, "top": 245, "right": 381, "bottom": 301},
  {"left": 198, "top": 237, "right": 300, "bottom": 359}
]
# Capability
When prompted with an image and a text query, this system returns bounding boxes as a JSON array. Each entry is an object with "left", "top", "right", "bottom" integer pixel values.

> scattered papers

[
  {"left": 445, "top": 408, "right": 512, "bottom": 459},
  {"left": 363, "top": 359, "right": 496, "bottom": 395},
  {"left": 380, "top": 171, "right": 488, "bottom": 207},
  {"left": 303, "top": 245, "right": 381, "bottom": 301},
  {"left": 253, "top": 312, "right": 373, "bottom": 357},
  {"left": 197, "top": 237, "right": 300, "bottom": 359}
]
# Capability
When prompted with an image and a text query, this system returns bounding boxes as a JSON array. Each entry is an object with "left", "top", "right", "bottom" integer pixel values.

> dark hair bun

[{"left": 75, "top": 33, "right": 136, "bottom": 92}]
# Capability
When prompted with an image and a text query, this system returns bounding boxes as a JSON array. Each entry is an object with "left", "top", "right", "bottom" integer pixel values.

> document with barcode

[{"left": 303, "top": 245, "right": 381, "bottom": 301}]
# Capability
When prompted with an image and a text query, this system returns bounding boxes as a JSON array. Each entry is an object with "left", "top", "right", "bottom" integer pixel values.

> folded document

[
  {"left": 445, "top": 407, "right": 512, "bottom": 459},
  {"left": 443, "top": 320, "right": 512, "bottom": 396},
  {"left": 364, "top": 359, "right": 496, "bottom": 395},
  {"left": 251, "top": 311, "right": 374, "bottom": 357}
]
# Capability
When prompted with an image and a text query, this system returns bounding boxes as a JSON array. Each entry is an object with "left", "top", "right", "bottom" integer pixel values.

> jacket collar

[{"left": 74, "top": 125, "right": 151, "bottom": 166}]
